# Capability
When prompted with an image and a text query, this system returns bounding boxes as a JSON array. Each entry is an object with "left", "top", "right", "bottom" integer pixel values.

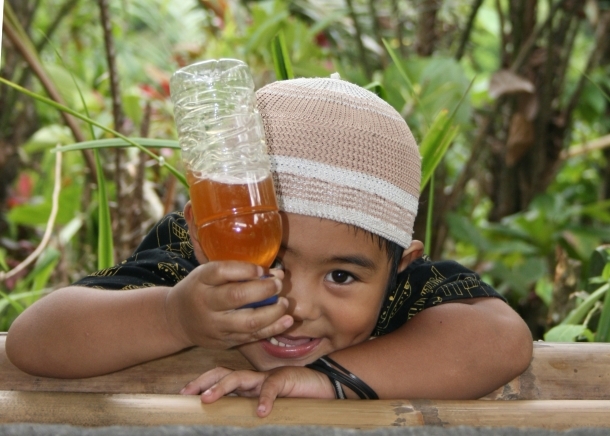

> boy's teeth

[{"left": 268, "top": 336, "right": 294, "bottom": 347}]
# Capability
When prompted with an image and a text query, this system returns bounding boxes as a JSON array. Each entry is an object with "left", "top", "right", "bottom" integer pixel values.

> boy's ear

[
  {"left": 397, "top": 240, "right": 424, "bottom": 273},
  {"left": 183, "top": 201, "right": 209, "bottom": 264}
]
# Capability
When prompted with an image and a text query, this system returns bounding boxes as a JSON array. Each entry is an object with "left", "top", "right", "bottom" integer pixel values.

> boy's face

[{"left": 236, "top": 212, "right": 414, "bottom": 371}]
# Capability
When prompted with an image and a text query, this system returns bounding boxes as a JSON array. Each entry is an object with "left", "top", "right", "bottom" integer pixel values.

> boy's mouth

[{"left": 261, "top": 335, "right": 321, "bottom": 359}]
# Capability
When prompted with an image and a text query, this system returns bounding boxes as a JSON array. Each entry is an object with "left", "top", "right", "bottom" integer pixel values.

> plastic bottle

[{"left": 170, "top": 59, "right": 281, "bottom": 269}]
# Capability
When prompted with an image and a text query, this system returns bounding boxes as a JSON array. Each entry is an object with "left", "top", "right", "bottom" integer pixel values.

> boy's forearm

[
  {"left": 328, "top": 298, "right": 533, "bottom": 400},
  {"left": 6, "top": 286, "right": 189, "bottom": 378}
]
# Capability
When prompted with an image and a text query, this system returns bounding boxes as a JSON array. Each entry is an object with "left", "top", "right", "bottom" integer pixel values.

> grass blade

[
  {"left": 419, "top": 109, "right": 460, "bottom": 190},
  {"left": 0, "top": 290, "right": 25, "bottom": 314},
  {"left": 271, "top": 31, "right": 294, "bottom": 80},
  {"left": 95, "top": 149, "right": 114, "bottom": 269},
  {"left": 364, "top": 82, "right": 389, "bottom": 101},
  {"left": 54, "top": 138, "right": 180, "bottom": 152},
  {"left": 424, "top": 173, "right": 435, "bottom": 256}
]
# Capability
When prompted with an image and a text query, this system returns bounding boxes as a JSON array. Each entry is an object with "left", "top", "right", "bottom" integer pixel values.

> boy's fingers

[
  {"left": 200, "top": 371, "right": 265, "bottom": 403},
  {"left": 256, "top": 377, "right": 283, "bottom": 417},
  {"left": 180, "top": 367, "right": 233, "bottom": 395},
  {"left": 220, "top": 298, "right": 292, "bottom": 337},
  {"left": 196, "top": 261, "right": 263, "bottom": 286},
  {"left": 210, "top": 276, "right": 282, "bottom": 311}
]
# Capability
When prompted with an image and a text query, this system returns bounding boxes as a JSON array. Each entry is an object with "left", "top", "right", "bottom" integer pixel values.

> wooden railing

[{"left": 2, "top": 333, "right": 610, "bottom": 429}]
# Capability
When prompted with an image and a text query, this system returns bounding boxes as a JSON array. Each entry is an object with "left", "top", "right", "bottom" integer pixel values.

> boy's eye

[
  {"left": 270, "top": 258, "right": 284, "bottom": 270},
  {"left": 325, "top": 270, "right": 356, "bottom": 284}
]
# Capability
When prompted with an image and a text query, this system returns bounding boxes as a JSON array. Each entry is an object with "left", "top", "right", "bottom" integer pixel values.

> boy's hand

[
  {"left": 164, "top": 262, "right": 293, "bottom": 349},
  {"left": 180, "top": 366, "right": 336, "bottom": 417}
]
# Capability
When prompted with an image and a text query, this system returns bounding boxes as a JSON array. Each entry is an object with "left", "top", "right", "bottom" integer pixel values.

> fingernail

[
  {"left": 257, "top": 405, "right": 266, "bottom": 415},
  {"left": 179, "top": 387, "right": 186, "bottom": 394},
  {"left": 282, "top": 316, "right": 294, "bottom": 328},
  {"left": 274, "top": 278, "right": 282, "bottom": 293},
  {"left": 202, "top": 389, "right": 212, "bottom": 396},
  {"left": 256, "top": 266, "right": 264, "bottom": 276}
]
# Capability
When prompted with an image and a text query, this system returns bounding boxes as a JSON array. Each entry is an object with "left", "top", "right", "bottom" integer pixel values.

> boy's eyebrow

[
  {"left": 324, "top": 255, "right": 377, "bottom": 270},
  {"left": 280, "top": 245, "right": 378, "bottom": 270}
]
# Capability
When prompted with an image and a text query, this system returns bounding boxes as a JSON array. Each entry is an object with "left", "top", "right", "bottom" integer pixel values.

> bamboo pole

[
  {"left": 2, "top": 391, "right": 610, "bottom": 429},
  {"left": 3, "top": 334, "right": 610, "bottom": 400}
]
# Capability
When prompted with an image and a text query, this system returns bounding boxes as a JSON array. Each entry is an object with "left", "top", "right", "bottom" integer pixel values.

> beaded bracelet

[{"left": 306, "top": 355, "right": 378, "bottom": 400}]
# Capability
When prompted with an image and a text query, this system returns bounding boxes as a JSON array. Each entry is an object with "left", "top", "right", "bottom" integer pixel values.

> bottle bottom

[{"left": 197, "top": 210, "right": 282, "bottom": 267}]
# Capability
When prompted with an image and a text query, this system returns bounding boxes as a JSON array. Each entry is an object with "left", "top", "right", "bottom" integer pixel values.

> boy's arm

[
  {"left": 6, "top": 263, "right": 290, "bottom": 379},
  {"left": 329, "top": 297, "right": 532, "bottom": 399},
  {"left": 6, "top": 285, "right": 184, "bottom": 378}
]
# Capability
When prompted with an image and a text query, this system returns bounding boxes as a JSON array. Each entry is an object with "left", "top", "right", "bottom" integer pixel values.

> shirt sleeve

[
  {"left": 71, "top": 212, "right": 199, "bottom": 290},
  {"left": 373, "top": 257, "right": 506, "bottom": 336}
]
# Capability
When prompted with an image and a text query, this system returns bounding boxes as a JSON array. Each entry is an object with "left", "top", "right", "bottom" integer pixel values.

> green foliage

[
  {"left": 544, "top": 247, "right": 610, "bottom": 342},
  {"left": 1, "top": 0, "right": 609, "bottom": 340}
]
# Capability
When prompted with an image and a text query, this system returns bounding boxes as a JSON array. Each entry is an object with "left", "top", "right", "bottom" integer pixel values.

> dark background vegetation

[{"left": 1, "top": 0, "right": 610, "bottom": 340}]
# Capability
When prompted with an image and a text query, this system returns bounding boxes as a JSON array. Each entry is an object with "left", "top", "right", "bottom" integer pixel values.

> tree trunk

[{"left": 414, "top": 0, "right": 442, "bottom": 56}]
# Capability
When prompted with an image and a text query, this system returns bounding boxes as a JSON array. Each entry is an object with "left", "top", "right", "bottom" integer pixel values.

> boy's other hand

[
  {"left": 164, "top": 262, "right": 293, "bottom": 349},
  {"left": 180, "top": 366, "right": 335, "bottom": 417}
]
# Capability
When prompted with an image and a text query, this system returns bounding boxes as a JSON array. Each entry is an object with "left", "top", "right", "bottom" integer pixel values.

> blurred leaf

[
  {"left": 489, "top": 69, "right": 535, "bottom": 98},
  {"left": 544, "top": 324, "right": 591, "bottom": 342},
  {"left": 44, "top": 63, "right": 102, "bottom": 112},
  {"left": 7, "top": 183, "right": 82, "bottom": 226},
  {"left": 123, "top": 93, "right": 143, "bottom": 126},
  {"left": 59, "top": 216, "right": 84, "bottom": 246},
  {"left": 562, "top": 282, "right": 609, "bottom": 325},
  {"left": 246, "top": 6, "right": 289, "bottom": 53},
  {"left": 30, "top": 248, "right": 60, "bottom": 291},
  {"left": 595, "top": 286, "right": 610, "bottom": 342},
  {"left": 447, "top": 213, "right": 491, "bottom": 252},
  {"left": 24, "top": 125, "right": 74, "bottom": 153},
  {"left": 0, "top": 290, "right": 25, "bottom": 314},
  {"left": 0, "top": 249, "right": 8, "bottom": 271},
  {"left": 535, "top": 276, "right": 554, "bottom": 307}
]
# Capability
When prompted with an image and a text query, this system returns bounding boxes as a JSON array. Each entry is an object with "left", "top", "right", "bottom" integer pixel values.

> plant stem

[
  {"left": 455, "top": 0, "right": 484, "bottom": 61},
  {"left": 345, "top": 0, "right": 372, "bottom": 80}
]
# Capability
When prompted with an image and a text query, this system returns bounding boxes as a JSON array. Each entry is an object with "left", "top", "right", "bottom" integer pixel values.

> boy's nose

[{"left": 281, "top": 273, "right": 321, "bottom": 322}]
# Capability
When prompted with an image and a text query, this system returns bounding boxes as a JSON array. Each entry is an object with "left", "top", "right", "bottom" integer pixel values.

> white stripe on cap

[
  {"left": 270, "top": 155, "right": 419, "bottom": 214},
  {"left": 280, "top": 197, "right": 414, "bottom": 248}
]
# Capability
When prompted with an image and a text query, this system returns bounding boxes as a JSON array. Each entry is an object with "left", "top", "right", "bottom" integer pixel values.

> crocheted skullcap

[{"left": 256, "top": 75, "right": 421, "bottom": 248}]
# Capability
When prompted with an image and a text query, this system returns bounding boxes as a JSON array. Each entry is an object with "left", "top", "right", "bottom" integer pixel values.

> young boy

[{"left": 6, "top": 75, "right": 532, "bottom": 417}]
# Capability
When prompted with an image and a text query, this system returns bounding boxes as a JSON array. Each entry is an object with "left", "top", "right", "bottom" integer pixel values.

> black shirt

[{"left": 74, "top": 212, "right": 505, "bottom": 336}]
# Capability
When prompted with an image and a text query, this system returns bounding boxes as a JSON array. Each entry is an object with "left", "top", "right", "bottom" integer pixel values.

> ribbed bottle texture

[{"left": 170, "top": 59, "right": 281, "bottom": 267}]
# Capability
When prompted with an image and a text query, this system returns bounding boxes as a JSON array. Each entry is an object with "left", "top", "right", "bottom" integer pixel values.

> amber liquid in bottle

[{"left": 188, "top": 172, "right": 282, "bottom": 267}]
